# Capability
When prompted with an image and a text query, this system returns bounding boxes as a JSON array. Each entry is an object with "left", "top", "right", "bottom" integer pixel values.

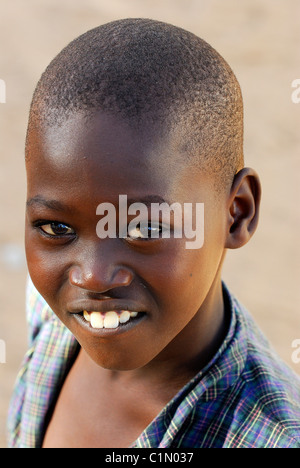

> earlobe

[{"left": 225, "top": 168, "right": 261, "bottom": 249}]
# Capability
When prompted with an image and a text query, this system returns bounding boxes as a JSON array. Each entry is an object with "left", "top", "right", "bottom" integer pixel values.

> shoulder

[
  {"left": 226, "top": 296, "right": 300, "bottom": 448},
  {"left": 8, "top": 277, "right": 78, "bottom": 448}
]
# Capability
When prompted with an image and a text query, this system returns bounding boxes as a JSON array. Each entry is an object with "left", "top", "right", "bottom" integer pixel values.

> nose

[{"left": 68, "top": 242, "right": 134, "bottom": 294}]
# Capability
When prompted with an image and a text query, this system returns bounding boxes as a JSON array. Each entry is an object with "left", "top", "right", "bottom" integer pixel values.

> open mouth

[{"left": 78, "top": 310, "right": 145, "bottom": 330}]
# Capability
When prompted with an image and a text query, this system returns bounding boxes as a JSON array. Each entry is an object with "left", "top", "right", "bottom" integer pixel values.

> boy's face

[{"left": 25, "top": 112, "right": 228, "bottom": 371}]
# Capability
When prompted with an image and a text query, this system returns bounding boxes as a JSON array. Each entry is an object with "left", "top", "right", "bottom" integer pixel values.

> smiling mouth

[{"left": 80, "top": 310, "right": 144, "bottom": 329}]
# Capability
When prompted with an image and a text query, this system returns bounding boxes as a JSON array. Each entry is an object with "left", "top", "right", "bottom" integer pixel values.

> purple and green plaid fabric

[{"left": 7, "top": 279, "right": 300, "bottom": 448}]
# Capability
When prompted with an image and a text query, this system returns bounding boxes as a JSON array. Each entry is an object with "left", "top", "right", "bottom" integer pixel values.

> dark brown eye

[
  {"left": 40, "top": 222, "right": 75, "bottom": 237},
  {"left": 127, "top": 222, "right": 163, "bottom": 240}
]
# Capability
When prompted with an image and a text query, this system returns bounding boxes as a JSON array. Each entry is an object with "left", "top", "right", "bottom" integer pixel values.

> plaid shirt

[{"left": 7, "top": 279, "right": 300, "bottom": 448}]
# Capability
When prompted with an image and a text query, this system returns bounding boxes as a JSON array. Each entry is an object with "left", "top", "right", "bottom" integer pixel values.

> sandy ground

[{"left": 0, "top": 0, "right": 299, "bottom": 448}]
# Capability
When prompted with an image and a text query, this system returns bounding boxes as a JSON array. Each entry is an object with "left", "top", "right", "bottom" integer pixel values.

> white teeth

[
  {"left": 119, "top": 310, "right": 131, "bottom": 324},
  {"left": 83, "top": 311, "right": 91, "bottom": 322},
  {"left": 104, "top": 311, "right": 119, "bottom": 329},
  {"left": 130, "top": 312, "right": 138, "bottom": 318},
  {"left": 83, "top": 310, "right": 141, "bottom": 329},
  {"left": 90, "top": 312, "right": 104, "bottom": 329}
]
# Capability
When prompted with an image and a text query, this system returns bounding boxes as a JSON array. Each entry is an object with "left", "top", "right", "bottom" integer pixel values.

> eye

[
  {"left": 38, "top": 222, "right": 75, "bottom": 237},
  {"left": 127, "top": 222, "right": 164, "bottom": 240}
]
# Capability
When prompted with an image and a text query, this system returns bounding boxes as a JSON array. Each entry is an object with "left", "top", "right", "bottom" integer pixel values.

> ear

[{"left": 225, "top": 168, "right": 261, "bottom": 249}]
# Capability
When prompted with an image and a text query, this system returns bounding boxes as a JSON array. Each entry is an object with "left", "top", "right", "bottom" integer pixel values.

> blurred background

[{"left": 0, "top": 0, "right": 299, "bottom": 448}]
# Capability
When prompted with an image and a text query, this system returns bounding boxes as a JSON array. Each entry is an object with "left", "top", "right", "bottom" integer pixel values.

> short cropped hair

[{"left": 27, "top": 18, "right": 244, "bottom": 190}]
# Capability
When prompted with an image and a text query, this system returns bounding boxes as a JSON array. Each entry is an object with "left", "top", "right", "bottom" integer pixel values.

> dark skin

[{"left": 25, "top": 112, "right": 261, "bottom": 448}]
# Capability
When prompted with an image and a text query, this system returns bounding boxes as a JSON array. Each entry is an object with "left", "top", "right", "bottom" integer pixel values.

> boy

[{"left": 8, "top": 18, "right": 300, "bottom": 448}]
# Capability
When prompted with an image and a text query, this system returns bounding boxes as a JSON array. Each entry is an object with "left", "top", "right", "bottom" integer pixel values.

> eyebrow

[
  {"left": 26, "top": 196, "right": 71, "bottom": 212},
  {"left": 26, "top": 194, "right": 170, "bottom": 212},
  {"left": 126, "top": 195, "right": 169, "bottom": 207}
]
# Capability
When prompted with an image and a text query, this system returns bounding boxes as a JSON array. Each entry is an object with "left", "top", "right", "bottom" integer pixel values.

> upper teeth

[{"left": 83, "top": 310, "right": 139, "bottom": 329}]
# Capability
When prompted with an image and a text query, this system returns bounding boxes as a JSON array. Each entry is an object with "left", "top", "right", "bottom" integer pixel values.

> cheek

[
  {"left": 147, "top": 235, "right": 224, "bottom": 319},
  {"left": 25, "top": 228, "right": 65, "bottom": 308}
]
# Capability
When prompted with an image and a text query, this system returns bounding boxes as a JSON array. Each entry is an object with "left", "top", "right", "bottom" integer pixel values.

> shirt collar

[{"left": 133, "top": 283, "right": 249, "bottom": 448}]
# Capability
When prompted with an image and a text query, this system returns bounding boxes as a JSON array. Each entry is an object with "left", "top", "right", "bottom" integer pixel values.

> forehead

[{"left": 26, "top": 112, "right": 212, "bottom": 204}]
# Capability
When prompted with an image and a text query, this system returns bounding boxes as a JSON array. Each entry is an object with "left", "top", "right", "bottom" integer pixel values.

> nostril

[
  {"left": 111, "top": 268, "right": 134, "bottom": 288},
  {"left": 68, "top": 264, "right": 134, "bottom": 293},
  {"left": 69, "top": 266, "right": 83, "bottom": 287}
]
